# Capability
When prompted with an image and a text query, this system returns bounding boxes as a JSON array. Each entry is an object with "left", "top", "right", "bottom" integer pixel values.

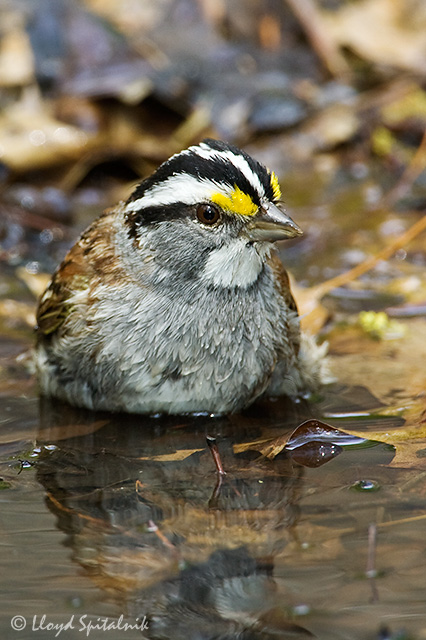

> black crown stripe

[
  {"left": 127, "top": 140, "right": 276, "bottom": 206},
  {"left": 202, "top": 139, "right": 277, "bottom": 202}
]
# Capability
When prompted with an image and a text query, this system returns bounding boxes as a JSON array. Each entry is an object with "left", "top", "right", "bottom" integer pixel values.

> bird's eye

[{"left": 196, "top": 203, "right": 221, "bottom": 226}]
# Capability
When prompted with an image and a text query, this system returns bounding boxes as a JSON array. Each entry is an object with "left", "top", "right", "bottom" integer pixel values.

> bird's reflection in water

[{"left": 36, "top": 397, "right": 333, "bottom": 639}]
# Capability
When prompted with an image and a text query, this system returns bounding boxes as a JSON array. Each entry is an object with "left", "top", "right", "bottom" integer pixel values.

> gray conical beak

[{"left": 246, "top": 203, "right": 303, "bottom": 243}]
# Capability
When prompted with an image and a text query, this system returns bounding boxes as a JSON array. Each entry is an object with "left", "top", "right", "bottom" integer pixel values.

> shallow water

[{"left": 1, "top": 373, "right": 425, "bottom": 640}]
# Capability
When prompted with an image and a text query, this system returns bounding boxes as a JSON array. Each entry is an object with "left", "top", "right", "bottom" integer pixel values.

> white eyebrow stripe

[{"left": 125, "top": 174, "right": 233, "bottom": 212}]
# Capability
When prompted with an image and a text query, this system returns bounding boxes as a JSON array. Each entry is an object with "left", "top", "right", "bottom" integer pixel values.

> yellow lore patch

[
  {"left": 270, "top": 171, "right": 281, "bottom": 201},
  {"left": 211, "top": 185, "right": 258, "bottom": 217}
]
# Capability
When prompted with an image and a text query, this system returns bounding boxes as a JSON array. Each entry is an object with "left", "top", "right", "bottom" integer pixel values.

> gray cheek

[{"left": 148, "top": 222, "right": 226, "bottom": 283}]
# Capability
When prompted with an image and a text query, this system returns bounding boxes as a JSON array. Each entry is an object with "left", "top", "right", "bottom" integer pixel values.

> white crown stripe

[{"left": 194, "top": 144, "right": 265, "bottom": 196}]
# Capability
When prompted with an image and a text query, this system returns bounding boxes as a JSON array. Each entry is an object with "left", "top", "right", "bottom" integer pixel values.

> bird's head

[{"left": 125, "top": 139, "right": 302, "bottom": 289}]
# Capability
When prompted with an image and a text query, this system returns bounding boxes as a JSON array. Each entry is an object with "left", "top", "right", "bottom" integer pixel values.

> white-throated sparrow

[{"left": 35, "top": 139, "right": 326, "bottom": 415}]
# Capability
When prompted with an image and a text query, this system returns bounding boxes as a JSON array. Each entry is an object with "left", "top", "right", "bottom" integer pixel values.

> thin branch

[
  {"left": 310, "top": 212, "right": 426, "bottom": 300},
  {"left": 206, "top": 435, "right": 226, "bottom": 475}
]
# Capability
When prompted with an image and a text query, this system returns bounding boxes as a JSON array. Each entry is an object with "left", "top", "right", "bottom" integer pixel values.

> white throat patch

[{"left": 202, "top": 239, "right": 269, "bottom": 288}]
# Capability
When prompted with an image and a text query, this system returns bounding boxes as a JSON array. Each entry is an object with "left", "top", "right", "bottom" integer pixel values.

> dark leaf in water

[
  {"left": 290, "top": 441, "right": 343, "bottom": 468},
  {"left": 241, "top": 419, "right": 367, "bottom": 460},
  {"left": 285, "top": 419, "right": 367, "bottom": 450}
]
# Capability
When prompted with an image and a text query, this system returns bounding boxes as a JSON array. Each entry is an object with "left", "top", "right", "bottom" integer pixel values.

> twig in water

[
  {"left": 208, "top": 474, "right": 224, "bottom": 509},
  {"left": 147, "top": 519, "right": 176, "bottom": 552},
  {"left": 206, "top": 435, "right": 226, "bottom": 475},
  {"left": 366, "top": 522, "right": 379, "bottom": 603}
]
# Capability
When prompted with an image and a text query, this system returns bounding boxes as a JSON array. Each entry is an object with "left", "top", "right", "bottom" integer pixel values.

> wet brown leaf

[
  {"left": 290, "top": 441, "right": 343, "bottom": 467},
  {"left": 234, "top": 419, "right": 365, "bottom": 462},
  {"left": 37, "top": 419, "right": 109, "bottom": 443},
  {"left": 137, "top": 449, "right": 204, "bottom": 462}
]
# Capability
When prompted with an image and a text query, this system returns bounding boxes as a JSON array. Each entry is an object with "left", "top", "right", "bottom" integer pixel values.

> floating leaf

[
  {"left": 234, "top": 419, "right": 367, "bottom": 462},
  {"left": 290, "top": 441, "right": 343, "bottom": 468},
  {"left": 286, "top": 419, "right": 367, "bottom": 450}
]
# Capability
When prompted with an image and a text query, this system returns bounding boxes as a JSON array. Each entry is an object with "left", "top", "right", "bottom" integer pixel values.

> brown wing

[
  {"left": 37, "top": 287, "right": 72, "bottom": 337},
  {"left": 36, "top": 208, "right": 126, "bottom": 340},
  {"left": 36, "top": 245, "right": 90, "bottom": 338}
]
